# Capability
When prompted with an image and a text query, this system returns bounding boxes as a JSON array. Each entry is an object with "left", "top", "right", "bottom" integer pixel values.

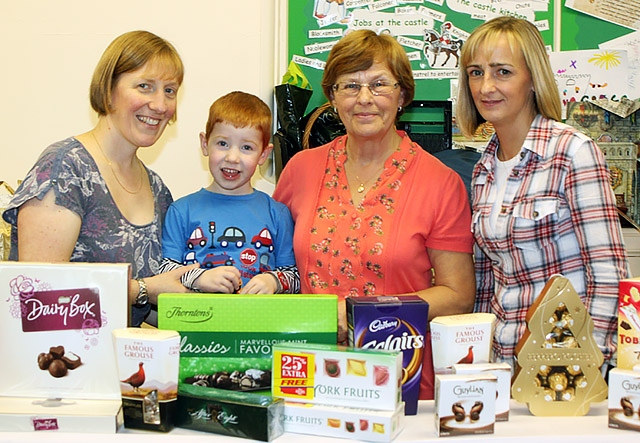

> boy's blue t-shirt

[{"left": 162, "top": 188, "right": 295, "bottom": 285}]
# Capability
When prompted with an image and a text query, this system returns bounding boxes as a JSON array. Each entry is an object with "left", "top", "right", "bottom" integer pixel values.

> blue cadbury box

[{"left": 346, "top": 295, "right": 429, "bottom": 415}]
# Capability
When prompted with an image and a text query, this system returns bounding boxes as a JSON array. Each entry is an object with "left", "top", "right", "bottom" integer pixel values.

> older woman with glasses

[{"left": 273, "top": 29, "right": 475, "bottom": 399}]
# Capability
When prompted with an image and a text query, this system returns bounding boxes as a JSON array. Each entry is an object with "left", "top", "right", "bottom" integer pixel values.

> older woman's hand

[{"left": 141, "top": 263, "right": 201, "bottom": 305}]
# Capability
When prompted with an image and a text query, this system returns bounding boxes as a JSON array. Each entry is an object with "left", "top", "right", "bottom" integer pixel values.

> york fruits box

[
  {"left": 346, "top": 295, "right": 429, "bottom": 415},
  {"left": 431, "top": 313, "right": 496, "bottom": 374},
  {"left": 176, "top": 383, "right": 284, "bottom": 441},
  {"left": 112, "top": 328, "right": 180, "bottom": 432},
  {"left": 435, "top": 373, "right": 497, "bottom": 437},
  {"left": 618, "top": 278, "right": 640, "bottom": 369},
  {"left": 272, "top": 342, "right": 402, "bottom": 411},
  {"left": 608, "top": 368, "right": 640, "bottom": 432},
  {"left": 284, "top": 401, "right": 404, "bottom": 442},
  {"left": 0, "top": 262, "right": 129, "bottom": 433},
  {"left": 158, "top": 294, "right": 337, "bottom": 386}
]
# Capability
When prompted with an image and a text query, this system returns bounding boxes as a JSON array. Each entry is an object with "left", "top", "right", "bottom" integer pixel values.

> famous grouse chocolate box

[
  {"left": 0, "top": 262, "right": 129, "bottom": 433},
  {"left": 346, "top": 295, "right": 429, "bottom": 415},
  {"left": 112, "top": 327, "right": 180, "bottom": 432}
]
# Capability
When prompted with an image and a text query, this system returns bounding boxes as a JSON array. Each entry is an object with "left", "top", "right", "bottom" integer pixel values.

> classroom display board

[{"left": 286, "top": 0, "right": 634, "bottom": 112}]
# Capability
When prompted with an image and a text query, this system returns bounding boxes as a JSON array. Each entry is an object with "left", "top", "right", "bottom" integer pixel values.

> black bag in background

[{"left": 273, "top": 83, "right": 312, "bottom": 179}]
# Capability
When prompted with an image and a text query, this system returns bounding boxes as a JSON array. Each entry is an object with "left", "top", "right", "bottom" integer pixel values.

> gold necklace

[
  {"left": 352, "top": 165, "right": 384, "bottom": 193},
  {"left": 92, "top": 132, "right": 144, "bottom": 194}
]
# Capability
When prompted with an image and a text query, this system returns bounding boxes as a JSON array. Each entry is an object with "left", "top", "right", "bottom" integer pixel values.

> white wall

[{"left": 1, "top": 0, "right": 289, "bottom": 199}]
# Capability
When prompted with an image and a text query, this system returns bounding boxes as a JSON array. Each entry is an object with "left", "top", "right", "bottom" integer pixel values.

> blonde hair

[
  {"left": 457, "top": 16, "right": 561, "bottom": 137},
  {"left": 204, "top": 91, "right": 272, "bottom": 148},
  {"left": 90, "top": 30, "right": 184, "bottom": 122},
  {"left": 321, "top": 29, "right": 415, "bottom": 108}
]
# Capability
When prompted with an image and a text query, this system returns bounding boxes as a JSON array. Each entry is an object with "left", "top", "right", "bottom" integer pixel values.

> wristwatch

[{"left": 135, "top": 278, "right": 149, "bottom": 307}]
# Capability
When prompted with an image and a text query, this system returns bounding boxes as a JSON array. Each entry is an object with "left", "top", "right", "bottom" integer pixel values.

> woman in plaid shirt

[{"left": 456, "top": 16, "right": 629, "bottom": 371}]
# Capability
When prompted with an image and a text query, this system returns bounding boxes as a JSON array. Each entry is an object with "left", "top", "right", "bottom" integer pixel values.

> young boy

[{"left": 159, "top": 91, "right": 299, "bottom": 294}]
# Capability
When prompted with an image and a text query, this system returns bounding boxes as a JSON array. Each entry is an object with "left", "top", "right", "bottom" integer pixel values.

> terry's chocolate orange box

[{"left": 346, "top": 295, "right": 429, "bottom": 415}]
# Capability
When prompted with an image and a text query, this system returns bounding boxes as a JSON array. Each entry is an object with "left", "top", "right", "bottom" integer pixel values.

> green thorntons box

[
  {"left": 157, "top": 294, "right": 338, "bottom": 387},
  {"left": 176, "top": 383, "right": 284, "bottom": 441}
]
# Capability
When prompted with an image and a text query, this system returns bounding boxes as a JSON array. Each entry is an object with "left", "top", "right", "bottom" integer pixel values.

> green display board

[
  {"left": 286, "top": 1, "right": 634, "bottom": 112},
  {"left": 287, "top": 0, "right": 555, "bottom": 111}
]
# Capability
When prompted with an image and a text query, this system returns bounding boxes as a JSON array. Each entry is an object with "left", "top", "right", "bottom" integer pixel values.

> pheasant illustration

[
  {"left": 457, "top": 346, "right": 474, "bottom": 364},
  {"left": 121, "top": 362, "right": 145, "bottom": 391}
]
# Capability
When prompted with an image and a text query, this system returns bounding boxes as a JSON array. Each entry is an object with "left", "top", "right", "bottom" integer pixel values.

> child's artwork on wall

[{"left": 549, "top": 49, "right": 629, "bottom": 119}]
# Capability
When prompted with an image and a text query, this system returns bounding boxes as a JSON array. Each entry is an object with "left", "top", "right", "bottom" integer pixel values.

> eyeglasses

[{"left": 332, "top": 81, "right": 400, "bottom": 97}]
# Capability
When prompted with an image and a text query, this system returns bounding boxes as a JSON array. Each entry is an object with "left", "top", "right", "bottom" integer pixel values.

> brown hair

[
  {"left": 457, "top": 16, "right": 561, "bottom": 137},
  {"left": 90, "top": 30, "right": 184, "bottom": 122},
  {"left": 321, "top": 29, "right": 415, "bottom": 108},
  {"left": 204, "top": 91, "right": 272, "bottom": 148}
]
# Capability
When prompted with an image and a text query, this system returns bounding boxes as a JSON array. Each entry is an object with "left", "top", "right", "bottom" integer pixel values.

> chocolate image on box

[
  {"left": 346, "top": 359, "right": 367, "bottom": 376},
  {"left": 621, "top": 320, "right": 632, "bottom": 331},
  {"left": 452, "top": 402, "right": 465, "bottom": 422},
  {"left": 324, "top": 359, "right": 340, "bottom": 377},
  {"left": 345, "top": 421, "right": 355, "bottom": 432},
  {"left": 621, "top": 397, "right": 634, "bottom": 417},
  {"left": 470, "top": 401, "right": 483, "bottom": 421},
  {"left": 373, "top": 365, "right": 389, "bottom": 386},
  {"left": 327, "top": 418, "right": 340, "bottom": 428},
  {"left": 359, "top": 419, "right": 368, "bottom": 431},
  {"left": 185, "top": 369, "right": 271, "bottom": 392},
  {"left": 36, "top": 345, "right": 82, "bottom": 378},
  {"left": 373, "top": 422, "right": 385, "bottom": 434}
]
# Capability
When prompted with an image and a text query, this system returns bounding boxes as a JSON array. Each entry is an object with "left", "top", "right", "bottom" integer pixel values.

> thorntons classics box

[
  {"left": 0, "top": 262, "right": 129, "bottom": 433},
  {"left": 284, "top": 401, "right": 404, "bottom": 442},
  {"left": 619, "top": 278, "right": 640, "bottom": 370},
  {"left": 158, "top": 294, "right": 337, "bottom": 387},
  {"left": 431, "top": 313, "right": 496, "bottom": 374},
  {"left": 112, "top": 328, "right": 180, "bottom": 432},
  {"left": 346, "top": 295, "right": 429, "bottom": 415},
  {"left": 272, "top": 342, "right": 402, "bottom": 411}
]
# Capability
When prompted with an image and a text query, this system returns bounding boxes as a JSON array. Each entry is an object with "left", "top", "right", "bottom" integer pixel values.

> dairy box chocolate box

[
  {"left": 453, "top": 362, "right": 511, "bottom": 421},
  {"left": 346, "top": 295, "right": 429, "bottom": 415},
  {"left": 619, "top": 278, "right": 640, "bottom": 370},
  {"left": 284, "top": 400, "right": 404, "bottom": 442},
  {"left": 431, "top": 313, "right": 496, "bottom": 375},
  {"left": 435, "top": 373, "right": 497, "bottom": 437},
  {"left": 608, "top": 368, "right": 640, "bottom": 432},
  {"left": 176, "top": 382, "right": 284, "bottom": 441},
  {"left": 0, "top": 262, "right": 130, "bottom": 433},
  {"left": 158, "top": 294, "right": 337, "bottom": 390},
  {"left": 112, "top": 328, "right": 180, "bottom": 432},
  {"left": 272, "top": 342, "right": 402, "bottom": 411}
]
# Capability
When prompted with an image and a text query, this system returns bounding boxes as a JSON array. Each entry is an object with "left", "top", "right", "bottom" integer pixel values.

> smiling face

[
  {"left": 330, "top": 61, "right": 404, "bottom": 142},
  {"left": 201, "top": 122, "right": 272, "bottom": 196},
  {"left": 466, "top": 35, "right": 536, "bottom": 134},
  {"left": 107, "top": 62, "right": 180, "bottom": 149}
]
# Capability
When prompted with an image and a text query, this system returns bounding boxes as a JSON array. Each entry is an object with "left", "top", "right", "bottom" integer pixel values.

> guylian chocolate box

[
  {"left": 157, "top": 293, "right": 337, "bottom": 387},
  {"left": 346, "top": 295, "right": 429, "bottom": 415},
  {"left": 272, "top": 342, "right": 402, "bottom": 411}
]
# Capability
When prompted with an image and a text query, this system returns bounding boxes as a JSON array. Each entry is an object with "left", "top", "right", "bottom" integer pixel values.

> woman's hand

[
  {"left": 192, "top": 266, "right": 242, "bottom": 294},
  {"left": 239, "top": 273, "right": 278, "bottom": 294},
  {"left": 139, "top": 263, "right": 201, "bottom": 305}
]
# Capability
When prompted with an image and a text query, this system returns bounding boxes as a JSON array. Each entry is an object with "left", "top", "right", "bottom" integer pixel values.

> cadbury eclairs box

[{"left": 347, "top": 295, "right": 429, "bottom": 415}]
